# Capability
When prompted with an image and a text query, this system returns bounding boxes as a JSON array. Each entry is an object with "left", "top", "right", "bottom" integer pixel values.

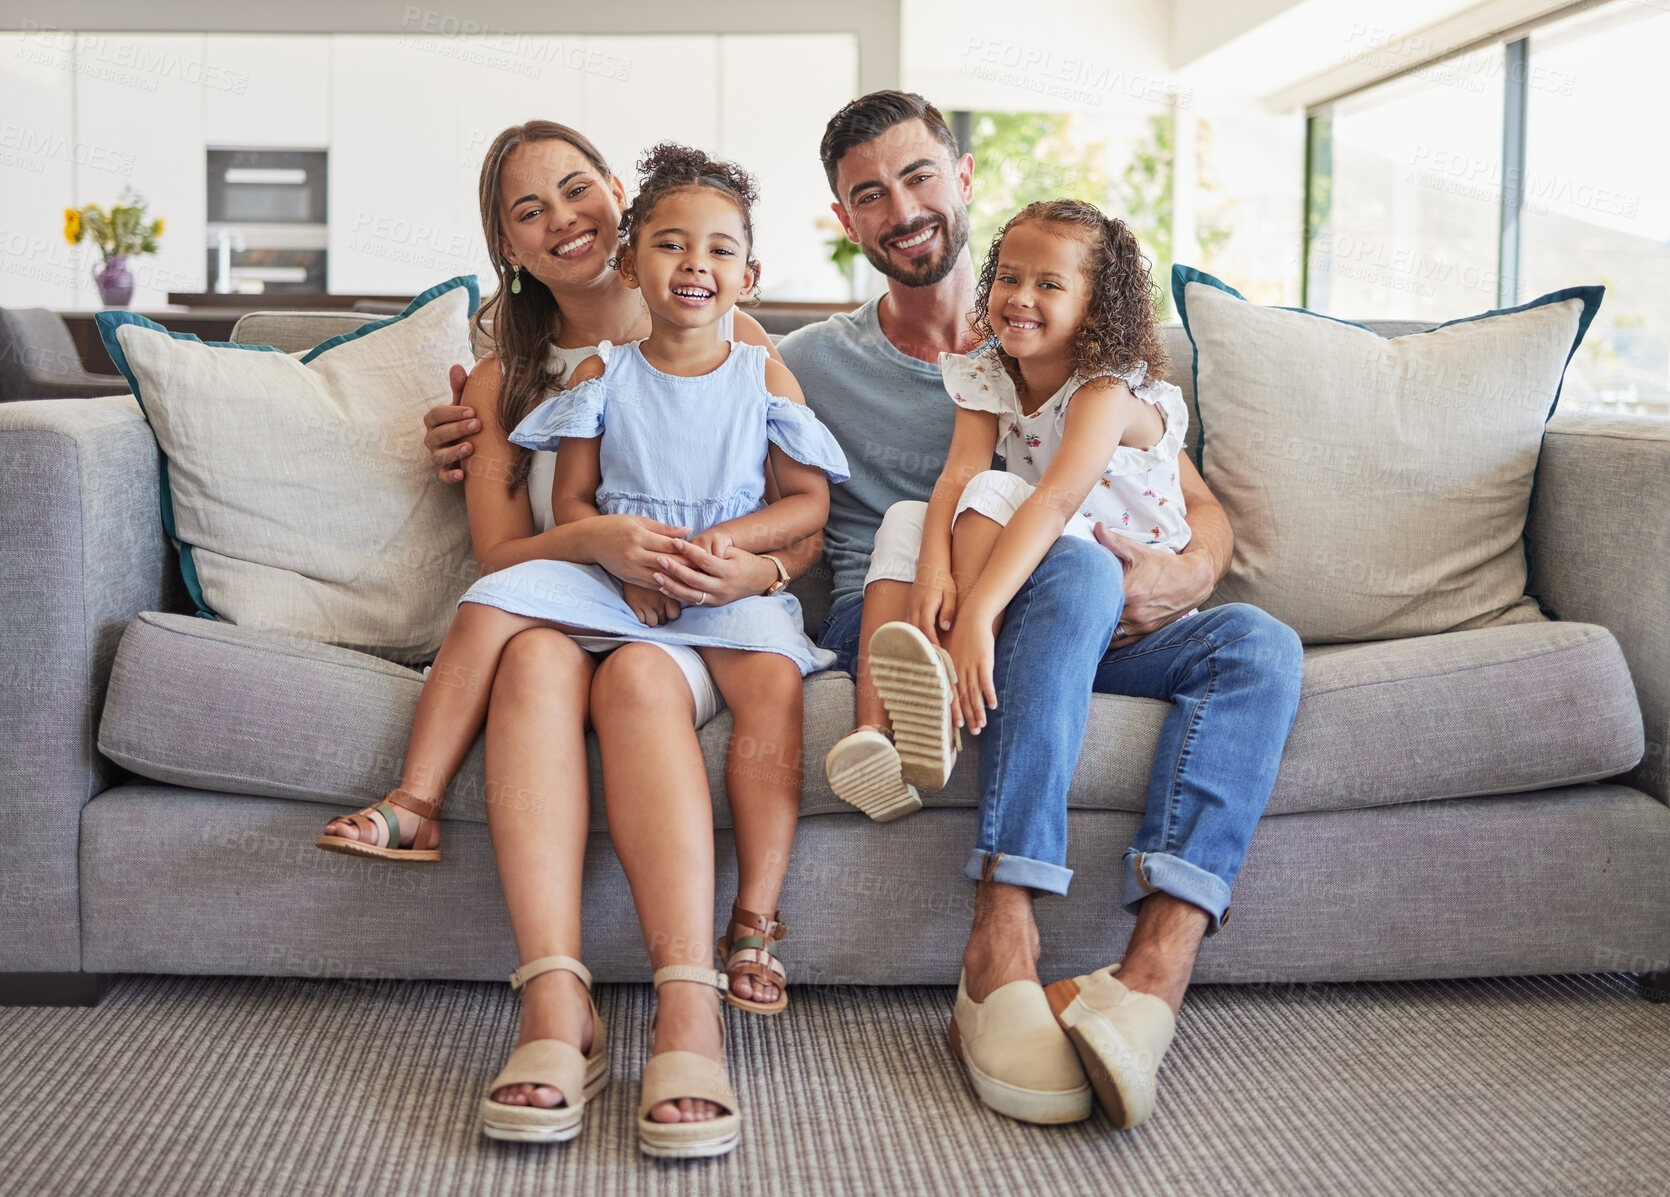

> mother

[{"left": 423, "top": 121, "right": 815, "bottom": 1144}]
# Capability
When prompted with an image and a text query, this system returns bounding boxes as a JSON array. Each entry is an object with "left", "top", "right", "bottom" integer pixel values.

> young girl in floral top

[{"left": 826, "top": 198, "right": 1190, "bottom": 819}]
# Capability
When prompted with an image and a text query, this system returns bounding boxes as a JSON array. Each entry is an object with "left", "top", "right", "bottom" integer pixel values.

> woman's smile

[{"left": 550, "top": 228, "right": 599, "bottom": 259}]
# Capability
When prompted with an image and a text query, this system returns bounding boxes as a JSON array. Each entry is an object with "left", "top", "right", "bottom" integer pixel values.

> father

[{"left": 775, "top": 92, "right": 1303, "bottom": 1129}]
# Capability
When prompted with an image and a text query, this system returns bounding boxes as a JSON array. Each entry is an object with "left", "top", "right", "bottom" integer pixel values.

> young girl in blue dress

[{"left": 320, "top": 146, "right": 845, "bottom": 1056}]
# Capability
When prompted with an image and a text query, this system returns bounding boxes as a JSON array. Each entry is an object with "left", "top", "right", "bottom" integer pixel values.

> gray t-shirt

[{"left": 779, "top": 299, "right": 961, "bottom": 606}]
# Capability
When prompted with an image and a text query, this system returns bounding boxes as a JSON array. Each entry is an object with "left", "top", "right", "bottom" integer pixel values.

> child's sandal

[
  {"left": 314, "top": 790, "right": 442, "bottom": 862},
  {"left": 867, "top": 621, "right": 962, "bottom": 790},
  {"left": 825, "top": 725, "right": 923, "bottom": 821},
  {"left": 638, "top": 965, "right": 741, "bottom": 1159},
  {"left": 481, "top": 955, "right": 610, "bottom": 1143},
  {"left": 716, "top": 903, "right": 789, "bottom": 1015}
]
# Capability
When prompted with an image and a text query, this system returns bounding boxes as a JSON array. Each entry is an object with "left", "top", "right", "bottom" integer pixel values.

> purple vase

[{"left": 94, "top": 255, "right": 134, "bottom": 307}]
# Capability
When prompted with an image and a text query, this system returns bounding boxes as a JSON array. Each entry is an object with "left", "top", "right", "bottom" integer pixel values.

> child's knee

[{"left": 956, "top": 470, "right": 1030, "bottom": 528}]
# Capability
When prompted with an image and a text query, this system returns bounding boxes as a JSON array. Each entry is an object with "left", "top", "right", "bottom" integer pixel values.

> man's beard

[{"left": 859, "top": 208, "right": 970, "bottom": 288}]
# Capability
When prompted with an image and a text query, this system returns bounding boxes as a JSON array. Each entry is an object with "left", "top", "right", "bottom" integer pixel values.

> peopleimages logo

[
  {"left": 959, "top": 36, "right": 1191, "bottom": 109},
  {"left": 0, "top": 125, "right": 135, "bottom": 176},
  {"left": 17, "top": 23, "right": 250, "bottom": 93}
]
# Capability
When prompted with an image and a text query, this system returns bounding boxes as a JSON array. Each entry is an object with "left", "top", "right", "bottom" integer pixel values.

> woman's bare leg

[
  {"left": 325, "top": 602, "right": 555, "bottom": 844},
  {"left": 482, "top": 629, "right": 597, "bottom": 1109},
  {"left": 699, "top": 648, "right": 804, "bottom": 1006},
  {"left": 590, "top": 643, "right": 724, "bottom": 1124}
]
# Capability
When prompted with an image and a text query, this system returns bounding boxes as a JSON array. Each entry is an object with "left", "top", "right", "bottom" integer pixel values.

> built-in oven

[{"left": 205, "top": 149, "right": 328, "bottom": 294}]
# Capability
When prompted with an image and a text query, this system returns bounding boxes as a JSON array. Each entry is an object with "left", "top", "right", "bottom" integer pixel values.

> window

[
  {"left": 1307, "top": 48, "right": 1505, "bottom": 321},
  {"left": 1521, "top": 3, "right": 1670, "bottom": 414}
]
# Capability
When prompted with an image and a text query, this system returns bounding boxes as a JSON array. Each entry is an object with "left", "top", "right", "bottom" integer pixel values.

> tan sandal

[
  {"left": 637, "top": 964, "right": 741, "bottom": 1159},
  {"left": 315, "top": 790, "right": 442, "bottom": 862},
  {"left": 717, "top": 902, "right": 789, "bottom": 1016},
  {"left": 480, "top": 955, "right": 609, "bottom": 1143},
  {"left": 867, "top": 621, "right": 962, "bottom": 790}
]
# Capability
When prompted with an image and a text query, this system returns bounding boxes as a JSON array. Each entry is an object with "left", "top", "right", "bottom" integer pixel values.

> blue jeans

[
  {"left": 974, "top": 538, "right": 1303, "bottom": 931},
  {"left": 824, "top": 539, "right": 1304, "bottom": 933},
  {"left": 819, "top": 589, "right": 868, "bottom": 677}
]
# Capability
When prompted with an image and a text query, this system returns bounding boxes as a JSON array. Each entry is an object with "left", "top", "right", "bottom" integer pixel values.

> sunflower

[{"left": 63, "top": 208, "right": 81, "bottom": 245}]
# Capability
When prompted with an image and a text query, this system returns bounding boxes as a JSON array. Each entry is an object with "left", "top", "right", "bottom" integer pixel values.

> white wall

[{"left": 901, "top": 0, "right": 1177, "bottom": 116}]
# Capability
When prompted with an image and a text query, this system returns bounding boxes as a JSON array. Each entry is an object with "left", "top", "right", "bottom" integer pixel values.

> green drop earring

[{"left": 509, "top": 264, "right": 522, "bottom": 295}]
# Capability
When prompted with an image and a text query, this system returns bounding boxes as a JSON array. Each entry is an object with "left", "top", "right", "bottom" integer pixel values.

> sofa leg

[
  {"left": 1638, "top": 971, "right": 1670, "bottom": 1004},
  {"left": 0, "top": 972, "right": 107, "bottom": 1007}
]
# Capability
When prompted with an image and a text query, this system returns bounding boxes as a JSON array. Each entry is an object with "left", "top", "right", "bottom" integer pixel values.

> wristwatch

[{"left": 761, "top": 553, "right": 790, "bottom": 596}]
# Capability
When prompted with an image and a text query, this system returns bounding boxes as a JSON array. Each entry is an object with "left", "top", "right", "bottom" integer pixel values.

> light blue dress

[{"left": 459, "top": 339, "right": 850, "bottom": 675}]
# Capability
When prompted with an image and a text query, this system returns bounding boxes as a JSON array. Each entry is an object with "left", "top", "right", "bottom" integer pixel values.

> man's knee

[
  {"left": 1035, "top": 534, "right": 1123, "bottom": 603},
  {"left": 1204, "top": 605, "right": 1304, "bottom": 696}
]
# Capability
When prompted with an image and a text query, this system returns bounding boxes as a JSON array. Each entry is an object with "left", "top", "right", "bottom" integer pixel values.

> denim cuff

[
  {"left": 1122, "top": 849, "right": 1233, "bottom": 934},
  {"left": 963, "top": 848, "right": 1073, "bottom": 896}
]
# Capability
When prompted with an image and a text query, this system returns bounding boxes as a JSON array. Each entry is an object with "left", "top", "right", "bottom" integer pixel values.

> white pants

[{"left": 862, "top": 471, "right": 1098, "bottom": 590}]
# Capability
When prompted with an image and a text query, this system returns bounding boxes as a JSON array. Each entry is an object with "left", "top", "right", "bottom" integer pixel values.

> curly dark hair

[
  {"left": 970, "top": 199, "right": 1169, "bottom": 392},
  {"left": 617, "top": 142, "right": 762, "bottom": 301}
]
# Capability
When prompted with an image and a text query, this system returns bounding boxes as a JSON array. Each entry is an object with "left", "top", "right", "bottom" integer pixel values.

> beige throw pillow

[
  {"left": 98, "top": 276, "right": 480, "bottom": 663},
  {"left": 1173, "top": 267, "right": 1602, "bottom": 643}
]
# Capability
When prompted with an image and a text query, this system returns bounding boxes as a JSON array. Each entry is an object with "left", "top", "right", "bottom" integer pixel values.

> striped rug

[{"left": 0, "top": 973, "right": 1665, "bottom": 1195}]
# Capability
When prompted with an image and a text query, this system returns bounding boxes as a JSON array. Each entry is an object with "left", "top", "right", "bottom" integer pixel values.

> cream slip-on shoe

[
  {"left": 1044, "top": 965, "right": 1176, "bottom": 1130},
  {"left": 948, "top": 971, "right": 1092, "bottom": 1124}
]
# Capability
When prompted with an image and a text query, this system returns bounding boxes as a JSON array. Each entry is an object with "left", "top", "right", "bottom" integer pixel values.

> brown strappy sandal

[
  {"left": 314, "top": 790, "right": 442, "bottom": 862},
  {"left": 716, "top": 902, "right": 789, "bottom": 1016}
]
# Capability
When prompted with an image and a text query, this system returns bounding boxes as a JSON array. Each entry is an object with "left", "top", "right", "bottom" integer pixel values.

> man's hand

[
  {"left": 589, "top": 515, "right": 692, "bottom": 588},
  {"left": 623, "top": 582, "right": 681, "bottom": 627},
  {"left": 424, "top": 364, "right": 480, "bottom": 483},
  {"left": 1094, "top": 523, "right": 1216, "bottom": 648},
  {"left": 652, "top": 538, "right": 776, "bottom": 608}
]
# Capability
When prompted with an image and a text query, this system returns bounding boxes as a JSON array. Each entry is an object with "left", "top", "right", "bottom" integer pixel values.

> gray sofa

[{"left": 3, "top": 310, "right": 1668, "bottom": 1004}]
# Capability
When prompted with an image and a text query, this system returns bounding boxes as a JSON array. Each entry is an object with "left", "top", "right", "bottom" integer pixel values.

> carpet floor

[{"left": 0, "top": 973, "right": 1665, "bottom": 1195}]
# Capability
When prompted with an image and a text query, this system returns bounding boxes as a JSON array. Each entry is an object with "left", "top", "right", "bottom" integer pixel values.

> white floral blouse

[{"left": 938, "top": 347, "right": 1192, "bottom": 552}]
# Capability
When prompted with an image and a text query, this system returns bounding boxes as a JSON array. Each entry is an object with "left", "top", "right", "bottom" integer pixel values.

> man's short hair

[{"left": 819, "top": 90, "right": 961, "bottom": 198}]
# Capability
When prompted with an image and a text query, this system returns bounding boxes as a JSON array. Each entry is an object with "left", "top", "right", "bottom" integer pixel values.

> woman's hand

[
  {"left": 946, "top": 608, "right": 999, "bottom": 735},
  {"left": 908, "top": 565, "right": 958, "bottom": 646},
  {"left": 586, "top": 515, "right": 692, "bottom": 588},
  {"left": 622, "top": 582, "right": 681, "bottom": 627},
  {"left": 424, "top": 364, "right": 480, "bottom": 483},
  {"left": 651, "top": 538, "right": 777, "bottom": 608}
]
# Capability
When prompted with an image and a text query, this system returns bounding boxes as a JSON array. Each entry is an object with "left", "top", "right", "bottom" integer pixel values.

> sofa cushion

[
  {"left": 100, "top": 612, "right": 1642, "bottom": 825},
  {"left": 1172, "top": 267, "right": 1603, "bottom": 644},
  {"left": 96, "top": 276, "right": 481, "bottom": 664}
]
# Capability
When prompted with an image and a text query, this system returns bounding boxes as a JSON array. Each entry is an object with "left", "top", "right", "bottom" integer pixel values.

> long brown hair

[
  {"left": 970, "top": 199, "right": 1169, "bottom": 392},
  {"left": 474, "top": 120, "right": 614, "bottom": 490}
]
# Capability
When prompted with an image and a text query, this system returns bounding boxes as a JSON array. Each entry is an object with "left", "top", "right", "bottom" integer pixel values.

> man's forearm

[{"left": 1180, "top": 495, "right": 1233, "bottom": 590}]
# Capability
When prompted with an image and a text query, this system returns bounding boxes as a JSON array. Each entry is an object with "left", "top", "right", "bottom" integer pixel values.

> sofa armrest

[
  {"left": 0, "top": 396, "right": 182, "bottom": 971},
  {"left": 1529, "top": 410, "right": 1670, "bottom": 802}
]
